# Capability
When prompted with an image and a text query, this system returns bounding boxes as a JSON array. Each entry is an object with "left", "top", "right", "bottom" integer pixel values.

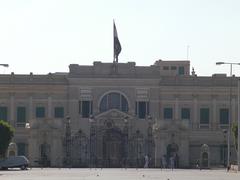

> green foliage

[
  {"left": 232, "top": 122, "right": 238, "bottom": 151},
  {"left": 0, "top": 120, "right": 14, "bottom": 158}
]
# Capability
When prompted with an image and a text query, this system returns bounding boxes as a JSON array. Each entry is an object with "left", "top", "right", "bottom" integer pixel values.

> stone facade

[{"left": 1, "top": 60, "right": 238, "bottom": 168}]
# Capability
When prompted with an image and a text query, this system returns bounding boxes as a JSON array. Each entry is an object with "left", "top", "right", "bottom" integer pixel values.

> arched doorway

[
  {"left": 103, "top": 128, "right": 124, "bottom": 167},
  {"left": 166, "top": 143, "right": 179, "bottom": 168},
  {"left": 202, "top": 152, "right": 208, "bottom": 168},
  {"left": 200, "top": 144, "right": 209, "bottom": 168}
]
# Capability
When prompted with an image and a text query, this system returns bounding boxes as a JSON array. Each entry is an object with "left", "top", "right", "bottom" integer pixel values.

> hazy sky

[{"left": 0, "top": 0, "right": 240, "bottom": 76}]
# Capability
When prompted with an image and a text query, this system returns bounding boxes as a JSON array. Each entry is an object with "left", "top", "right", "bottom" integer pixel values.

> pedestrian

[
  {"left": 170, "top": 156, "right": 175, "bottom": 170},
  {"left": 195, "top": 159, "right": 199, "bottom": 169},
  {"left": 161, "top": 155, "right": 167, "bottom": 169},
  {"left": 144, "top": 155, "right": 149, "bottom": 168}
]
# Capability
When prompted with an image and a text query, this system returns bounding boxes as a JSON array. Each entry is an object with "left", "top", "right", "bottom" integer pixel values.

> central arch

[{"left": 102, "top": 128, "right": 124, "bottom": 167}]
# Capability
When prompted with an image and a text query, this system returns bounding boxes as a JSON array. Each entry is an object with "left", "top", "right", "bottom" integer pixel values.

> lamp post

[
  {"left": 216, "top": 62, "right": 240, "bottom": 169},
  {"left": 238, "top": 79, "right": 240, "bottom": 171}
]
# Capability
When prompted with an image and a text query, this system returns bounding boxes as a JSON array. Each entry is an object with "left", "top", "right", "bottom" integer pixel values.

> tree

[
  {"left": 0, "top": 120, "right": 14, "bottom": 158},
  {"left": 232, "top": 122, "right": 238, "bottom": 151}
]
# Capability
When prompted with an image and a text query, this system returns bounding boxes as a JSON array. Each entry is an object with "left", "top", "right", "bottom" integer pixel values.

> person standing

[
  {"left": 144, "top": 155, "right": 149, "bottom": 168},
  {"left": 170, "top": 156, "right": 175, "bottom": 170},
  {"left": 161, "top": 155, "right": 167, "bottom": 169}
]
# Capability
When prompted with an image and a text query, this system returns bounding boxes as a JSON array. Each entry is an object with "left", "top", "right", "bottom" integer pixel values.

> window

[
  {"left": 135, "top": 101, "right": 149, "bottom": 119},
  {"left": 164, "top": 108, "right": 173, "bottom": 119},
  {"left": 163, "top": 66, "right": 169, "bottom": 70},
  {"left": 0, "top": 106, "right": 7, "bottom": 121},
  {"left": 100, "top": 92, "right": 128, "bottom": 112},
  {"left": 17, "top": 143, "right": 26, "bottom": 156},
  {"left": 181, "top": 108, "right": 190, "bottom": 120},
  {"left": 171, "top": 66, "right": 177, "bottom": 70},
  {"left": 79, "top": 101, "right": 93, "bottom": 118},
  {"left": 36, "top": 107, "right": 45, "bottom": 118},
  {"left": 200, "top": 108, "right": 209, "bottom": 124},
  {"left": 17, "top": 107, "right": 26, "bottom": 123},
  {"left": 54, "top": 107, "right": 64, "bottom": 118},
  {"left": 219, "top": 108, "right": 229, "bottom": 125},
  {"left": 178, "top": 66, "right": 185, "bottom": 75}
]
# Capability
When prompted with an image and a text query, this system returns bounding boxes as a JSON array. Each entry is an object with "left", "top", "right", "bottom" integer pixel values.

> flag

[{"left": 113, "top": 22, "right": 121, "bottom": 62}]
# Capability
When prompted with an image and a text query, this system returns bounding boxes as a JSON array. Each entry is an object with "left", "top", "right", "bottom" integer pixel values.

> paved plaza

[{"left": 0, "top": 168, "right": 240, "bottom": 180}]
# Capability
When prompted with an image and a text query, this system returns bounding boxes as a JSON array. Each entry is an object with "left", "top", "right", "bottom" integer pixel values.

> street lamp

[
  {"left": 216, "top": 62, "right": 240, "bottom": 169},
  {"left": 238, "top": 79, "right": 240, "bottom": 171}
]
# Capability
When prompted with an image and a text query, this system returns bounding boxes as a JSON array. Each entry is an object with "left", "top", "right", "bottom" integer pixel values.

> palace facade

[{"left": 1, "top": 60, "right": 238, "bottom": 168}]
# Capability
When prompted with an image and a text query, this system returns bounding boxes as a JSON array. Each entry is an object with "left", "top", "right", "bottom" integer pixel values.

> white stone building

[{"left": 1, "top": 60, "right": 237, "bottom": 168}]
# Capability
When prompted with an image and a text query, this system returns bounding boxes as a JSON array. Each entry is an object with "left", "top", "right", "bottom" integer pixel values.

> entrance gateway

[
  {"left": 103, "top": 128, "right": 125, "bottom": 167},
  {"left": 62, "top": 109, "right": 154, "bottom": 168}
]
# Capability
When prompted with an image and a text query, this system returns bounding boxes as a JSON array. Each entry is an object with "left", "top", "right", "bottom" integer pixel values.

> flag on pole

[{"left": 113, "top": 21, "right": 121, "bottom": 63}]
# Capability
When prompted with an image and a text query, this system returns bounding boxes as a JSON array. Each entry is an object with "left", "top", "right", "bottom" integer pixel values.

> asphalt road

[{"left": 0, "top": 168, "right": 240, "bottom": 180}]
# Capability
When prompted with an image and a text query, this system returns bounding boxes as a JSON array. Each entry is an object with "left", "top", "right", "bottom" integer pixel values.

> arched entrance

[
  {"left": 103, "top": 128, "right": 124, "bottom": 167},
  {"left": 202, "top": 152, "right": 208, "bottom": 167},
  {"left": 166, "top": 143, "right": 179, "bottom": 168},
  {"left": 200, "top": 144, "right": 209, "bottom": 168}
]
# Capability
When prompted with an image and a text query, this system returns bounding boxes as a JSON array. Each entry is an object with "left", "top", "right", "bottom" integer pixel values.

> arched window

[{"left": 100, "top": 92, "right": 128, "bottom": 112}]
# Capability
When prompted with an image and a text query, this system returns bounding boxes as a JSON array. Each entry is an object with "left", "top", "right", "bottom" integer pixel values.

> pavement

[{"left": 0, "top": 168, "right": 240, "bottom": 180}]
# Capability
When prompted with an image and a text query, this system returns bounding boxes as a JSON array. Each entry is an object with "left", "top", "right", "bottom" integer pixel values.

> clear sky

[{"left": 0, "top": 0, "right": 240, "bottom": 76}]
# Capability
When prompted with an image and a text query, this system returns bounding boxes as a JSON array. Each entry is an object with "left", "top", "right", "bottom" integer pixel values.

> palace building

[{"left": 1, "top": 60, "right": 238, "bottom": 168}]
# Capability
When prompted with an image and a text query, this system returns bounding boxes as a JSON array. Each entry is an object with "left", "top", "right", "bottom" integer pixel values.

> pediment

[
  {"left": 94, "top": 109, "right": 134, "bottom": 126},
  {"left": 95, "top": 109, "right": 133, "bottom": 120}
]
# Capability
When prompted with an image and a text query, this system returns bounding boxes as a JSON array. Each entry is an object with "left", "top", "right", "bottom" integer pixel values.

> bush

[{"left": 0, "top": 120, "right": 14, "bottom": 158}]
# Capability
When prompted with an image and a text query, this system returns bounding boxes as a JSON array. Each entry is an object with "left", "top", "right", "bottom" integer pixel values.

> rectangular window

[
  {"left": 171, "top": 66, "right": 177, "bottom": 70},
  {"left": 181, "top": 108, "right": 190, "bottom": 120},
  {"left": 135, "top": 101, "right": 149, "bottom": 119},
  {"left": 200, "top": 108, "right": 209, "bottom": 124},
  {"left": 0, "top": 106, "right": 8, "bottom": 121},
  {"left": 220, "top": 108, "right": 229, "bottom": 125},
  {"left": 54, "top": 107, "right": 64, "bottom": 118},
  {"left": 79, "top": 101, "right": 93, "bottom": 118},
  {"left": 36, "top": 107, "right": 45, "bottom": 118},
  {"left": 163, "top": 66, "right": 169, "bottom": 70},
  {"left": 17, "top": 107, "right": 26, "bottom": 123},
  {"left": 17, "top": 143, "right": 26, "bottom": 156},
  {"left": 178, "top": 66, "right": 185, "bottom": 75},
  {"left": 164, "top": 107, "right": 173, "bottom": 119}
]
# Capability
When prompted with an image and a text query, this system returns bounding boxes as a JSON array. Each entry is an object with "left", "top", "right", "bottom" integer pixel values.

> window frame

[
  {"left": 0, "top": 106, "right": 8, "bottom": 121},
  {"left": 200, "top": 107, "right": 210, "bottom": 125},
  {"left": 163, "top": 107, "right": 173, "bottom": 120},
  {"left": 35, "top": 106, "right": 45, "bottom": 118},
  {"left": 54, "top": 106, "right": 64, "bottom": 118}
]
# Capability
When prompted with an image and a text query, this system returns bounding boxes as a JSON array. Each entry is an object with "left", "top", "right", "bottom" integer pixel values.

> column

[
  {"left": 175, "top": 95, "right": 179, "bottom": 120},
  {"left": 193, "top": 95, "right": 198, "bottom": 129},
  {"left": 231, "top": 98, "right": 236, "bottom": 124},
  {"left": 212, "top": 96, "right": 217, "bottom": 130},
  {"left": 29, "top": 96, "right": 33, "bottom": 122},
  {"left": 48, "top": 95, "right": 52, "bottom": 118},
  {"left": 10, "top": 93, "right": 15, "bottom": 126}
]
